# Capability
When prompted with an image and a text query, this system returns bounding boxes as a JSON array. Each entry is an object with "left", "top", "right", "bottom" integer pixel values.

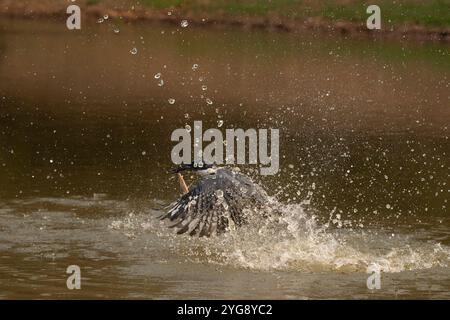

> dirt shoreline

[{"left": 1, "top": 2, "right": 449, "bottom": 42}]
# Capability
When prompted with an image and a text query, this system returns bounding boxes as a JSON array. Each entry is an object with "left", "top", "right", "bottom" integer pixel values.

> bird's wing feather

[{"left": 161, "top": 168, "right": 267, "bottom": 237}]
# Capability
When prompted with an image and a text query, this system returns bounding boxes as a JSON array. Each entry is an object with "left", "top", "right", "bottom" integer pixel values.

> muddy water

[{"left": 0, "top": 18, "right": 449, "bottom": 299}]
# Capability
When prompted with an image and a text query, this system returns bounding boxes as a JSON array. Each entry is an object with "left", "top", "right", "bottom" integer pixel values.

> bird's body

[{"left": 161, "top": 166, "right": 268, "bottom": 237}]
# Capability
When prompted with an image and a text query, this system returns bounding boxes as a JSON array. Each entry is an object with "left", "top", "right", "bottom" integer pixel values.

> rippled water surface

[{"left": 0, "top": 18, "right": 449, "bottom": 299}]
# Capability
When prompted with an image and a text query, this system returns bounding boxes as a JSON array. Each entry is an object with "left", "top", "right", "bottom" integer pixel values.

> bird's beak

[
  {"left": 170, "top": 164, "right": 192, "bottom": 174},
  {"left": 170, "top": 167, "right": 181, "bottom": 174}
]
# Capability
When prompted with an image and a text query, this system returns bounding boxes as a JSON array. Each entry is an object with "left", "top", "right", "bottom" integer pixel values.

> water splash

[{"left": 111, "top": 198, "right": 450, "bottom": 274}]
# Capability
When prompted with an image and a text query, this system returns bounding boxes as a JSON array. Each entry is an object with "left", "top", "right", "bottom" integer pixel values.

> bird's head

[{"left": 171, "top": 162, "right": 218, "bottom": 175}]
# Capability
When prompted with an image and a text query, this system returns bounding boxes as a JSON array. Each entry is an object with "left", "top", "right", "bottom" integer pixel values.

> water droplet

[
  {"left": 180, "top": 20, "right": 189, "bottom": 28},
  {"left": 216, "top": 190, "right": 224, "bottom": 198},
  {"left": 97, "top": 18, "right": 104, "bottom": 24},
  {"left": 113, "top": 28, "right": 120, "bottom": 34},
  {"left": 192, "top": 64, "right": 199, "bottom": 71},
  {"left": 168, "top": 98, "right": 175, "bottom": 105},
  {"left": 103, "top": 14, "right": 109, "bottom": 20},
  {"left": 217, "top": 120, "right": 224, "bottom": 127},
  {"left": 157, "top": 79, "right": 164, "bottom": 87},
  {"left": 184, "top": 113, "right": 189, "bottom": 119},
  {"left": 201, "top": 85, "right": 207, "bottom": 91},
  {"left": 130, "top": 47, "right": 138, "bottom": 55},
  {"left": 141, "top": 151, "right": 146, "bottom": 155},
  {"left": 154, "top": 73, "right": 161, "bottom": 79},
  {"left": 185, "top": 125, "right": 191, "bottom": 132},
  {"left": 206, "top": 98, "right": 213, "bottom": 105}
]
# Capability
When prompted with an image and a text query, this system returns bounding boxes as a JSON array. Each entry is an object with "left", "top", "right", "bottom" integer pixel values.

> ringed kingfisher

[{"left": 160, "top": 162, "right": 269, "bottom": 237}]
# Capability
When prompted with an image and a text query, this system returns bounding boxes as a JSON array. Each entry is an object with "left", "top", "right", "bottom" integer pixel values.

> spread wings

[{"left": 160, "top": 168, "right": 267, "bottom": 237}]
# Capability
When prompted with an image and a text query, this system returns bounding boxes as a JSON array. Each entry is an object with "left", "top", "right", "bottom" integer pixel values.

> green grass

[
  {"left": 140, "top": 0, "right": 300, "bottom": 15},
  {"left": 87, "top": 0, "right": 450, "bottom": 28},
  {"left": 140, "top": 0, "right": 183, "bottom": 9},
  {"left": 204, "top": 0, "right": 301, "bottom": 16},
  {"left": 161, "top": 0, "right": 449, "bottom": 27},
  {"left": 86, "top": 0, "right": 101, "bottom": 6},
  {"left": 322, "top": 0, "right": 450, "bottom": 27}
]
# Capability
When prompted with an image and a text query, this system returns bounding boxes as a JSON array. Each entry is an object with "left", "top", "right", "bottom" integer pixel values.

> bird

[{"left": 160, "top": 162, "right": 269, "bottom": 237}]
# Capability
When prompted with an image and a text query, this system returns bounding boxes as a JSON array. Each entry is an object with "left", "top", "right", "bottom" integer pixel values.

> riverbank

[{"left": 1, "top": 0, "right": 449, "bottom": 41}]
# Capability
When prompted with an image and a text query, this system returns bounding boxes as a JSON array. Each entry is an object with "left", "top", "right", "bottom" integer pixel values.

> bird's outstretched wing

[{"left": 160, "top": 169, "right": 267, "bottom": 237}]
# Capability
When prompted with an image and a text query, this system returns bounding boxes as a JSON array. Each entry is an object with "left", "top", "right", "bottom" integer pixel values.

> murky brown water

[{"left": 0, "top": 18, "right": 449, "bottom": 299}]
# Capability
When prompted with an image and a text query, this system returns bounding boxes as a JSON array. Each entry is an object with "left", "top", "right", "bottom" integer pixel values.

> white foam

[{"left": 111, "top": 199, "right": 450, "bottom": 273}]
